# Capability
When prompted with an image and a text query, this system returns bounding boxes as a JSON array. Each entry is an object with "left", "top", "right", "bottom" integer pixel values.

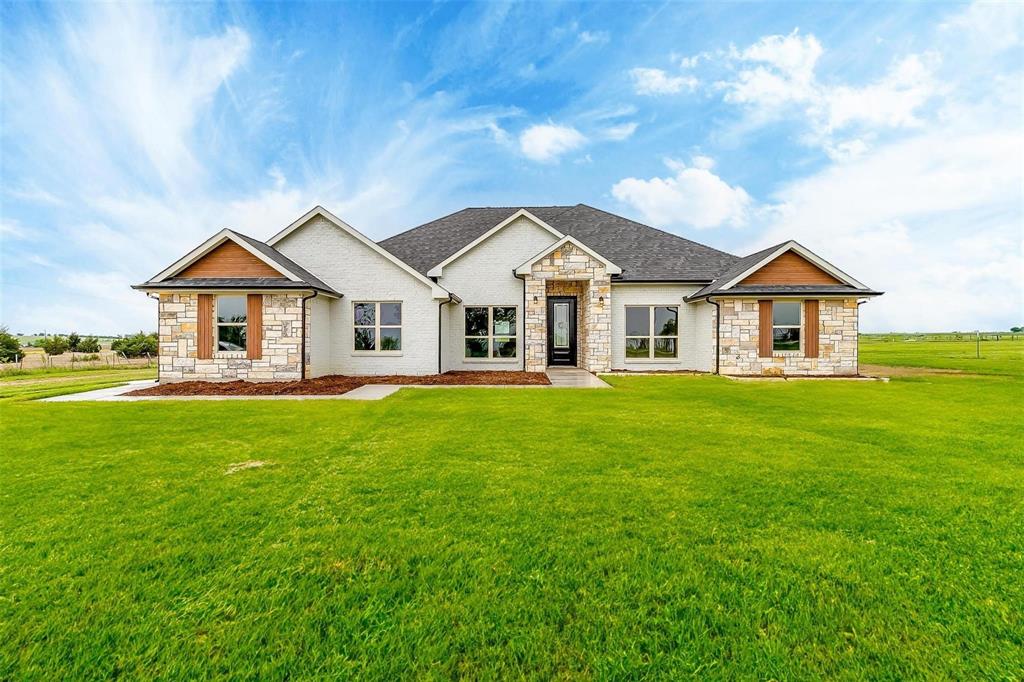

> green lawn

[
  {"left": 0, "top": 366, "right": 156, "bottom": 403},
  {"left": 860, "top": 336, "right": 1023, "bottom": 375},
  {"left": 2, "top": 347, "right": 1022, "bottom": 678}
]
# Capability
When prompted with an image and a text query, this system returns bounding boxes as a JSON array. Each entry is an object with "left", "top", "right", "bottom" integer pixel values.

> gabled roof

[
  {"left": 380, "top": 204, "right": 740, "bottom": 281},
  {"left": 268, "top": 206, "right": 454, "bottom": 299},
  {"left": 514, "top": 235, "right": 622, "bottom": 275},
  {"left": 427, "top": 209, "right": 564, "bottom": 277},
  {"left": 137, "top": 229, "right": 341, "bottom": 296},
  {"left": 686, "top": 240, "right": 880, "bottom": 300}
]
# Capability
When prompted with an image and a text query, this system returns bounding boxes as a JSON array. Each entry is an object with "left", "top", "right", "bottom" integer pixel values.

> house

[{"left": 133, "top": 204, "right": 882, "bottom": 381}]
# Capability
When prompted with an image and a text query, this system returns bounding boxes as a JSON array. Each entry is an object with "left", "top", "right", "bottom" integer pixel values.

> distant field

[{"left": 860, "top": 336, "right": 1023, "bottom": 375}]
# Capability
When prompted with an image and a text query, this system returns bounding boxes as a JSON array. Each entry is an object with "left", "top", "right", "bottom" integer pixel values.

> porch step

[{"left": 544, "top": 367, "right": 611, "bottom": 389}]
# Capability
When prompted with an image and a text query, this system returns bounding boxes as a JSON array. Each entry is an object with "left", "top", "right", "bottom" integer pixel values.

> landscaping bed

[{"left": 125, "top": 370, "right": 549, "bottom": 396}]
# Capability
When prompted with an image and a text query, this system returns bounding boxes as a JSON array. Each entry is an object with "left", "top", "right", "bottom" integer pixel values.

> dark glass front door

[{"left": 546, "top": 296, "right": 577, "bottom": 366}]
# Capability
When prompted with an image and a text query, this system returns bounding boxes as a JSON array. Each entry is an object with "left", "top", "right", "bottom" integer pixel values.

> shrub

[
  {"left": 0, "top": 327, "right": 21, "bottom": 362},
  {"left": 111, "top": 332, "right": 157, "bottom": 358},
  {"left": 40, "top": 335, "right": 70, "bottom": 356},
  {"left": 77, "top": 336, "right": 101, "bottom": 353},
  {"left": 67, "top": 332, "right": 81, "bottom": 351},
  {"left": 77, "top": 354, "right": 100, "bottom": 362}
]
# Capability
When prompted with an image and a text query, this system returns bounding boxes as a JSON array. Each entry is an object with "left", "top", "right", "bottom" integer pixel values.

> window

[
  {"left": 216, "top": 295, "right": 247, "bottom": 351},
  {"left": 625, "top": 306, "right": 678, "bottom": 359},
  {"left": 354, "top": 302, "right": 402, "bottom": 352},
  {"left": 465, "top": 306, "right": 517, "bottom": 359},
  {"left": 772, "top": 301, "right": 801, "bottom": 351}
]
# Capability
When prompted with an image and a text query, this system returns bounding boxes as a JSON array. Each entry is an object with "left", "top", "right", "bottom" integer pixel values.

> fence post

[{"left": 976, "top": 330, "right": 980, "bottom": 359}]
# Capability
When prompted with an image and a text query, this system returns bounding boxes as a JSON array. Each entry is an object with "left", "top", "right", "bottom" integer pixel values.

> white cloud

[
  {"left": 752, "top": 128, "right": 1024, "bottom": 332},
  {"left": 578, "top": 30, "right": 610, "bottom": 45},
  {"left": 601, "top": 122, "right": 638, "bottom": 141},
  {"left": 717, "top": 29, "right": 941, "bottom": 148},
  {"left": 940, "top": 2, "right": 1023, "bottom": 53},
  {"left": 630, "top": 67, "right": 698, "bottom": 95},
  {"left": 519, "top": 123, "right": 587, "bottom": 162},
  {"left": 612, "top": 157, "right": 752, "bottom": 229},
  {"left": 824, "top": 138, "right": 869, "bottom": 162}
]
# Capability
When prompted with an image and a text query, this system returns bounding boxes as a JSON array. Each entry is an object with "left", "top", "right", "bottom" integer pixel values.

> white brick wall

[
  {"left": 437, "top": 216, "right": 558, "bottom": 371},
  {"left": 306, "top": 295, "right": 332, "bottom": 378},
  {"left": 610, "top": 283, "right": 711, "bottom": 371},
  {"left": 275, "top": 216, "right": 440, "bottom": 375}
]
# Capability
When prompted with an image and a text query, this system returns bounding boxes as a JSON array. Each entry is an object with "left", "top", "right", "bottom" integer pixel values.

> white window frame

[
  {"left": 352, "top": 301, "right": 403, "bottom": 355},
  {"left": 772, "top": 300, "right": 803, "bottom": 354},
  {"left": 624, "top": 305, "right": 679, "bottom": 361},
  {"left": 215, "top": 294, "right": 247, "bottom": 354},
  {"left": 463, "top": 305, "right": 518, "bottom": 362}
]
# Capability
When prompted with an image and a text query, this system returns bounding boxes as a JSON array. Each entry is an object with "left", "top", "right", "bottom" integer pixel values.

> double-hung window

[
  {"left": 216, "top": 295, "right": 247, "bottom": 351},
  {"left": 465, "top": 306, "right": 517, "bottom": 359},
  {"left": 354, "top": 302, "right": 402, "bottom": 352},
  {"left": 772, "top": 301, "right": 801, "bottom": 351},
  {"left": 625, "top": 306, "right": 678, "bottom": 359}
]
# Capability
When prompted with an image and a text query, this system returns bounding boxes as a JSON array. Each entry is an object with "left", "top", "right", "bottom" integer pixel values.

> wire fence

[
  {"left": 0, "top": 350, "right": 153, "bottom": 373},
  {"left": 862, "top": 332, "right": 1021, "bottom": 343}
]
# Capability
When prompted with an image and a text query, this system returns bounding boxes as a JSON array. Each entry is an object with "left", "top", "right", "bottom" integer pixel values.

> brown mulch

[{"left": 126, "top": 371, "right": 550, "bottom": 397}]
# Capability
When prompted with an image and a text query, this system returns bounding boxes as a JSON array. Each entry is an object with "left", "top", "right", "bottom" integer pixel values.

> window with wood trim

[
  {"left": 465, "top": 306, "right": 517, "bottom": 359},
  {"left": 625, "top": 306, "right": 678, "bottom": 359},
  {"left": 772, "top": 301, "right": 801, "bottom": 351},
  {"left": 216, "top": 295, "right": 247, "bottom": 351},
  {"left": 354, "top": 302, "right": 402, "bottom": 352}
]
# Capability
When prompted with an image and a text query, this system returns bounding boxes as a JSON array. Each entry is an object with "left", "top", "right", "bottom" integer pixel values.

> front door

[{"left": 547, "top": 296, "right": 577, "bottom": 366}]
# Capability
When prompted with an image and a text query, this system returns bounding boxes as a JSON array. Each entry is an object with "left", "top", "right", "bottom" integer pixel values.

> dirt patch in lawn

[
  {"left": 860, "top": 364, "right": 972, "bottom": 377},
  {"left": 126, "top": 371, "right": 550, "bottom": 397}
]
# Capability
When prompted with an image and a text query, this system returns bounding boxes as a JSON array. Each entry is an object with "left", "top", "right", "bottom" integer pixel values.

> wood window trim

[
  {"left": 352, "top": 301, "right": 403, "bottom": 355},
  {"left": 625, "top": 305, "right": 679, "bottom": 362},
  {"left": 464, "top": 305, "right": 518, "bottom": 362}
]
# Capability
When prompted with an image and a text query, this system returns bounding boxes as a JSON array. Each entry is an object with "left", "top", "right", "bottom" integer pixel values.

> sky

[{"left": 0, "top": 1, "right": 1021, "bottom": 334}]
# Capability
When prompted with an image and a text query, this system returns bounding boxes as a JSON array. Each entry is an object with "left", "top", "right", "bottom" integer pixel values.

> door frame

[{"left": 546, "top": 296, "right": 577, "bottom": 366}]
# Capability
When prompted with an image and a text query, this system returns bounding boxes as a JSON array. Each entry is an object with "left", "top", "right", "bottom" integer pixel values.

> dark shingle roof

[{"left": 378, "top": 204, "right": 740, "bottom": 281}]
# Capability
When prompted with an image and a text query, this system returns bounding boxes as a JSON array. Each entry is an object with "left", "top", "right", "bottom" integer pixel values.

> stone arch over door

[{"left": 522, "top": 242, "right": 612, "bottom": 372}]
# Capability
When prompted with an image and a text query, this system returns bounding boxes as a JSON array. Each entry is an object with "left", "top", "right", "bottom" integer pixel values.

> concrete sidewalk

[{"left": 40, "top": 368, "right": 611, "bottom": 402}]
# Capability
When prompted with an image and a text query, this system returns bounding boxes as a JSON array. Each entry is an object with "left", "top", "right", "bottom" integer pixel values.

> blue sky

[{"left": 1, "top": 1, "right": 1021, "bottom": 334}]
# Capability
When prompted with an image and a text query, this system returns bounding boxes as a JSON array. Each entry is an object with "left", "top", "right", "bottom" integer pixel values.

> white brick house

[{"left": 134, "top": 204, "right": 882, "bottom": 381}]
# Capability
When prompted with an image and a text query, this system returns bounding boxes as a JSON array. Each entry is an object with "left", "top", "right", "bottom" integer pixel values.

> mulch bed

[{"left": 126, "top": 371, "right": 550, "bottom": 397}]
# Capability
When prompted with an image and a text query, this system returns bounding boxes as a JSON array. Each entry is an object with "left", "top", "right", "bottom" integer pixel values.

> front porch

[{"left": 520, "top": 240, "right": 615, "bottom": 372}]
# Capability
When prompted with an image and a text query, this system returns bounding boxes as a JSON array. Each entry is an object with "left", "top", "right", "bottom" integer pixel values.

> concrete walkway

[{"left": 40, "top": 368, "right": 610, "bottom": 402}]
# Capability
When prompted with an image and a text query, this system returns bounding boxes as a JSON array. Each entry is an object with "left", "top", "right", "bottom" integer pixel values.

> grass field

[
  {"left": 860, "top": 336, "right": 1023, "bottom": 375},
  {"left": 2, "top": 341, "right": 1022, "bottom": 678}
]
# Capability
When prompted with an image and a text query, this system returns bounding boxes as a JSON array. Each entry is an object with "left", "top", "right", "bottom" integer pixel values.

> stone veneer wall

[
  {"left": 523, "top": 242, "right": 612, "bottom": 372},
  {"left": 717, "top": 298, "right": 858, "bottom": 376},
  {"left": 158, "top": 292, "right": 304, "bottom": 382}
]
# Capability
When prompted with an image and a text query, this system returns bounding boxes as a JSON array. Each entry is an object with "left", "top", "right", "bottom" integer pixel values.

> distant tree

[
  {"left": 0, "top": 327, "right": 21, "bottom": 362},
  {"left": 40, "top": 335, "right": 69, "bottom": 355},
  {"left": 1012, "top": 326, "right": 1023, "bottom": 333},
  {"left": 111, "top": 332, "right": 157, "bottom": 357},
  {"left": 67, "top": 332, "right": 81, "bottom": 351},
  {"left": 77, "top": 336, "right": 101, "bottom": 353}
]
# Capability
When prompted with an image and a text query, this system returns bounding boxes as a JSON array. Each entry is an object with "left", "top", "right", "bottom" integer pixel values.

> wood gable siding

[
  {"left": 740, "top": 251, "right": 841, "bottom": 286},
  {"left": 177, "top": 241, "right": 283, "bottom": 279}
]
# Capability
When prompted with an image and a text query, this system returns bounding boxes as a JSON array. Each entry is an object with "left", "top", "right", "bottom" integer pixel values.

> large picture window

[
  {"left": 354, "top": 302, "right": 402, "bottom": 352},
  {"left": 465, "top": 306, "right": 517, "bottom": 359},
  {"left": 216, "top": 295, "right": 247, "bottom": 351},
  {"left": 772, "top": 301, "right": 801, "bottom": 351},
  {"left": 625, "top": 306, "right": 678, "bottom": 359}
]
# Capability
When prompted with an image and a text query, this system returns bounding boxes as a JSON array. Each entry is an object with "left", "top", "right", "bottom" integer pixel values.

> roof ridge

[{"left": 571, "top": 203, "right": 740, "bottom": 259}]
